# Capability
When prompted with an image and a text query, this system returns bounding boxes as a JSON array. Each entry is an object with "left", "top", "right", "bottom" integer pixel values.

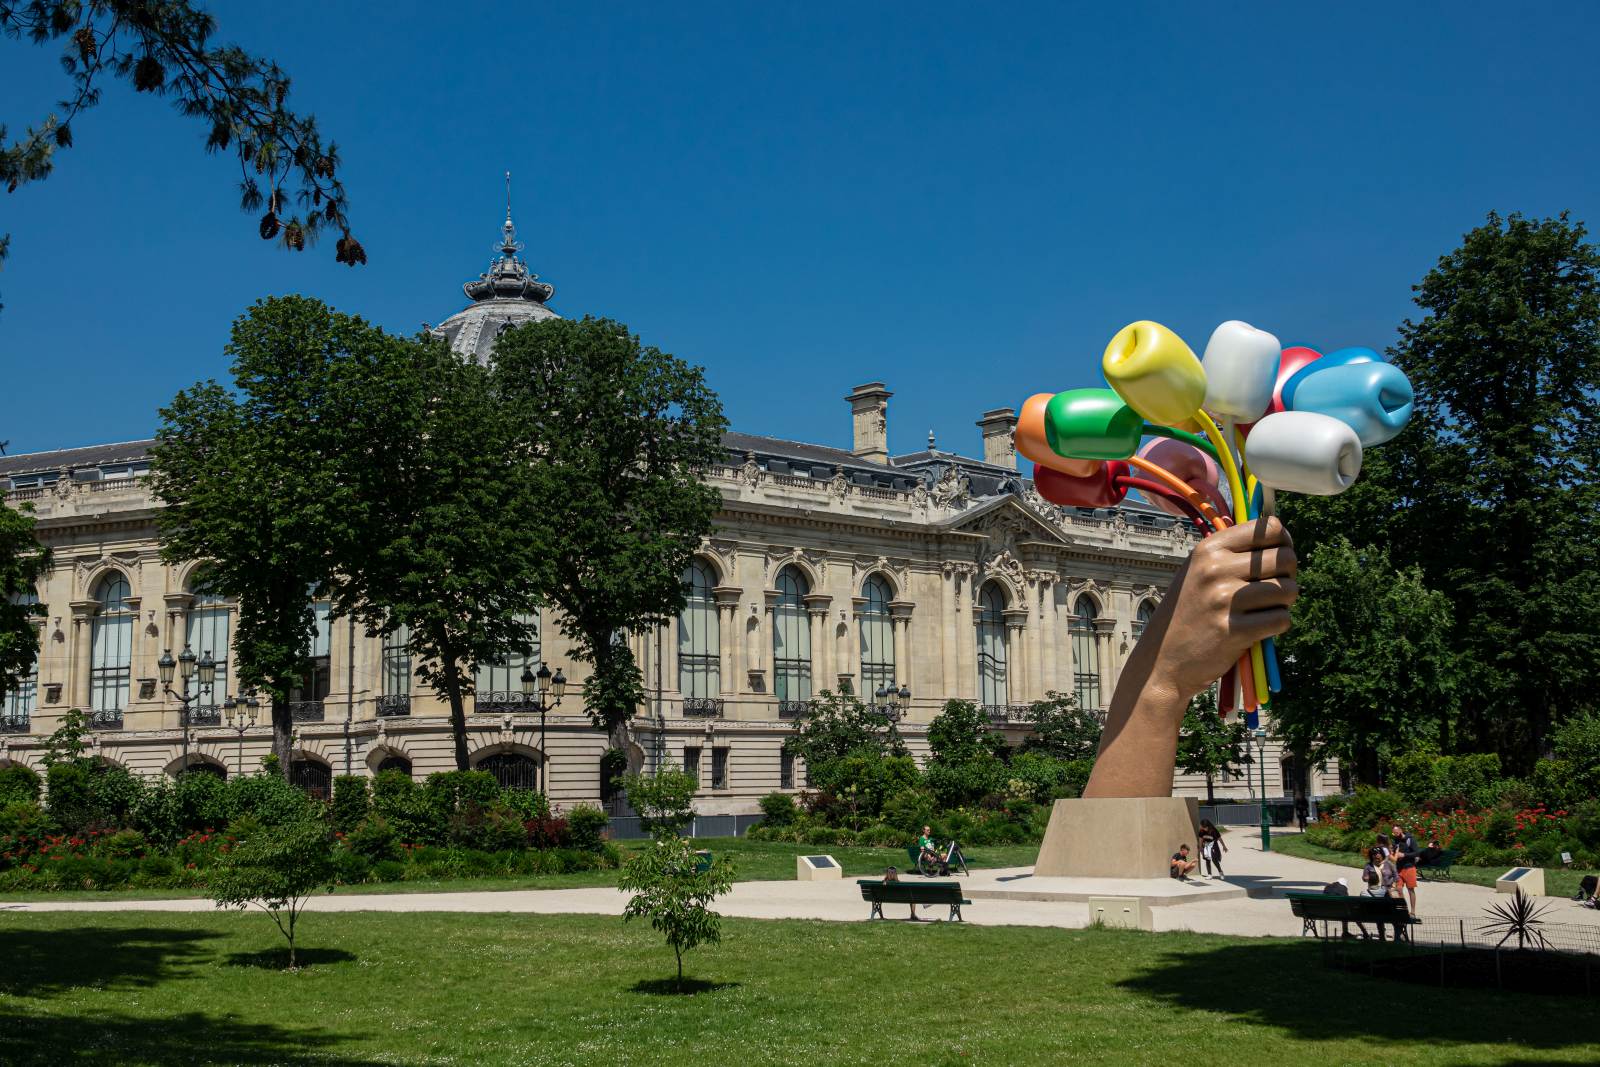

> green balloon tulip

[{"left": 1043, "top": 388, "right": 1145, "bottom": 460}]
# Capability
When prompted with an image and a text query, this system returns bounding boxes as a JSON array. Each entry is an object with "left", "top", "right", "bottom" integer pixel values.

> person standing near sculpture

[{"left": 1390, "top": 823, "right": 1420, "bottom": 917}]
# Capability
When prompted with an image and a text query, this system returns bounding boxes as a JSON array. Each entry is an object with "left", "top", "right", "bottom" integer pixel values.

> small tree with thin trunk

[
  {"left": 619, "top": 833, "right": 733, "bottom": 992},
  {"left": 208, "top": 816, "right": 335, "bottom": 970}
]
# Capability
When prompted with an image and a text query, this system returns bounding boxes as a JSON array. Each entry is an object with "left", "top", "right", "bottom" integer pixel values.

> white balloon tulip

[
  {"left": 1244, "top": 411, "right": 1363, "bottom": 496},
  {"left": 1201, "top": 320, "right": 1281, "bottom": 422}
]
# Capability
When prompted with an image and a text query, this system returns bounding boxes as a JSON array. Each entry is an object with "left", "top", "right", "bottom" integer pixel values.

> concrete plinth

[{"left": 1034, "top": 796, "right": 1202, "bottom": 880}]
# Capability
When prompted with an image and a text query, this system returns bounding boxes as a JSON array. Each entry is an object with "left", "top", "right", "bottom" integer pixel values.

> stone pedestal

[{"left": 1034, "top": 797, "right": 1202, "bottom": 879}]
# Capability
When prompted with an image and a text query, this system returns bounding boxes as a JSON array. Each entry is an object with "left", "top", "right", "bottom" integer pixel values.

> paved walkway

[{"left": 6, "top": 833, "right": 1598, "bottom": 938}]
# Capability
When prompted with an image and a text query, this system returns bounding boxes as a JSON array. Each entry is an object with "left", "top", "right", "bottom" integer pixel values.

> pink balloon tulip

[
  {"left": 1266, "top": 346, "right": 1323, "bottom": 416},
  {"left": 1134, "top": 438, "right": 1229, "bottom": 518}
]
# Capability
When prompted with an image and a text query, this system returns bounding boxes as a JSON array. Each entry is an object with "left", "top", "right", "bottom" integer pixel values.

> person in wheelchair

[{"left": 918, "top": 826, "right": 943, "bottom": 874}]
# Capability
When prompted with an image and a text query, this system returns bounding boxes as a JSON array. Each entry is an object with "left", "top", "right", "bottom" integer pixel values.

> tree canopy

[
  {"left": 1175, "top": 688, "right": 1246, "bottom": 803},
  {"left": 492, "top": 316, "right": 727, "bottom": 739}
]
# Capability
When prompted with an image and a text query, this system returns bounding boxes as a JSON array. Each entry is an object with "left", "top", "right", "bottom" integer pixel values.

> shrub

[
  {"left": 98, "top": 829, "right": 147, "bottom": 860},
  {"left": 372, "top": 859, "right": 407, "bottom": 883},
  {"left": 880, "top": 787, "right": 935, "bottom": 833},
  {"left": 45, "top": 762, "right": 95, "bottom": 833},
  {"left": 500, "top": 789, "right": 551, "bottom": 822},
  {"left": 1339, "top": 787, "right": 1408, "bottom": 833},
  {"left": 371, "top": 770, "right": 434, "bottom": 843},
  {"left": 221, "top": 773, "right": 317, "bottom": 829},
  {"left": 209, "top": 817, "right": 337, "bottom": 969},
  {"left": 424, "top": 770, "right": 501, "bottom": 825},
  {"left": 346, "top": 816, "right": 401, "bottom": 863},
  {"left": 0, "top": 799, "right": 50, "bottom": 843},
  {"left": 524, "top": 813, "right": 570, "bottom": 850},
  {"left": 331, "top": 776, "right": 370, "bottom": 834},
  {"left": 623, "top": 767, "right": 698, "bottom": 838},
  {"left": 758, "top": 791, "right": 798, "bottom": 827},
  {"left": 173, "top": 770, "right": 228, "bottom": 832},
  {"left": 565, "top": 804, "right": 609, "bottom": 852},
  {"left": 0, "top": 764, "right": 42, "bottom": 806},
  {"left": 457, "top": 803, "right": 529, "bottom": 854},
  {"left": 332, "top": 848, "right": 371, "bottom": 885},
  {"left": 922, "top": 757, "right": 1004, "bottom": 810},
  {"left": 619, "top": 834, "right": 734, "bottom": 991}
]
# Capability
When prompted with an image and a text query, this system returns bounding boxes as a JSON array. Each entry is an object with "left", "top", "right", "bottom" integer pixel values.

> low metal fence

[{"left": 606, "top": 814, "right": 765, "bottom": 841}]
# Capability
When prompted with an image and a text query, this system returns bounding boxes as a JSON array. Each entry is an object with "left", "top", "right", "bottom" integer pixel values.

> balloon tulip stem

[
  {"left": 1142, "top": 423, "right": 1221, "bottom": 461},
  {"left": 1261, "top": 485, "right": 1276, "bottom": 519}
]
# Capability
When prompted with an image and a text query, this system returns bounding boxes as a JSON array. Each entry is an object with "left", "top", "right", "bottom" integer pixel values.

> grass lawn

[
  {"left": 2, "top": 911, "right": 1597, "bottom": 1065},
  {"left": 0, "top": 839, "right": 1039, "bottom": 903},
  {"left": 1274, "top": 832, "right": 1588, "bottom": 898}
]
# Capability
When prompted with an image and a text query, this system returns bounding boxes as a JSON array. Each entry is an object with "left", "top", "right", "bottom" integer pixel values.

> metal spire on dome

[{"left": 460, "top": 171, "right": 553, "bottom": 306}]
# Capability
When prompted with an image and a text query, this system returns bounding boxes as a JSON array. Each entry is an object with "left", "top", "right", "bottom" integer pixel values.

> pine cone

[
  {"left": 73, "top": 27, "right": 96, "bottom": 63},
  {"left": 133, "top": 55, "right": 164, "bottom": 93},
  {"left": 335, "top": 235, "right": 367, "bottom": 266},
  {"left": 259, "top": 212, "right": 280, "bottom": 240},
  {"left": 284, "top": 221, "right": 305, "bottom": 252}
]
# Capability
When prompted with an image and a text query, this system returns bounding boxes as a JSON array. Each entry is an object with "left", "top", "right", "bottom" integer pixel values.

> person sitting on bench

[
  {"left": 1170, "top": 844, "right": 1198, "bottom": 880},
  {"left": 1575, "top": 873, "right": 1598, "bottom": 909},
  {"left": 1419, "top": 839, "right": 1444, "bottom": 867},
  {"left": 883, "top": 865, "right": 918, "bottom": 920}
]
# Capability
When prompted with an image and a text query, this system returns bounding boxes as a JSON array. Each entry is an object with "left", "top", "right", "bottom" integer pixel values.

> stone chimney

[
  {"left": 846, "top": 382, "right": 892, "bottom": 464},
  {"left": 976, "top": 407, "right": 1018, "bottom": 469}
]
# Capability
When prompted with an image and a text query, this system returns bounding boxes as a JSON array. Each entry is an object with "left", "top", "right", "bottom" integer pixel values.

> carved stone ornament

[
  {"left": 911, "top": 481, "right": 930, "bottom": 511},
  {"left": 829, "top": 470, "right": 850, "bottom": 502},
  {"left": 701, "top": 538, "right": 739, "bottom": 582},
  {"left": 930, "top": 465, "right": 970, "bottom": 509},
  {"left": 740, "top": 451, "right": 762, "bottom": 489},
  {"left": 54, "top": 474, "right": 74, "bottom": 500}
]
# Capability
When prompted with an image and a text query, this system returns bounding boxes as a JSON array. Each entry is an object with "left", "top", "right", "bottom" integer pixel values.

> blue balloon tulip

[
  {"left": 1280, "top": 346, "right": 1384, "bottom": 410},
  {"left": 1286, "top": 361, "right": 1414, "bottom": 446}
]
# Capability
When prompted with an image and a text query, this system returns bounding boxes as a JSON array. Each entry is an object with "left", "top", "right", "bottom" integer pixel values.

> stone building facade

[{"left": 0, "top": 212, "right": 1337, "bottom": 810}]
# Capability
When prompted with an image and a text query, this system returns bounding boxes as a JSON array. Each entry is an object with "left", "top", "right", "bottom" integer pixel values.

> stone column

[
  {"left": 1038, "top": 578, "right": 1058, "bottom": 699},
  {"left": 68, "top": 600, "right": 96, "bottom": 711},
  {"left": 713, "top": 587, "right": 741, "bottom": 700},
  {"left": 1094, "top": 619, "right": 1116, "bottom": 711},
  {"left": 834, "top": 609, "right": 850, "bottom": 692},
  {"left": 804, "top": 593, "right": 832, "bottom": 692},
  {"left": 1003, "top": 608, "right": 1029, "bottom": 705},
  {"left": 889, "top": 601, "right": 914, "bottom": 693},
  {"left": 940, "top": 566, "right": 958, "bottom": 699}
]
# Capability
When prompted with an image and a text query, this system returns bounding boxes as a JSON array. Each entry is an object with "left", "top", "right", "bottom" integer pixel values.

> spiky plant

[{"left": 1481, "top": 887, "right": 1554, "bottom": 951}]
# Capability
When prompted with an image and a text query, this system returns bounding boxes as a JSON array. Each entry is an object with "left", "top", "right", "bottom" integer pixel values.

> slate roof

[{"left": 0, "top": 440, "right": 154, "bottom": 477}]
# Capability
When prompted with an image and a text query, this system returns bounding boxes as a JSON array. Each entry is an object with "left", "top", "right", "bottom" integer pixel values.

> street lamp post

[
  {"left": 159, "top": 645, "right": 216, "bottom": 775},
  {"left": 872, "top": 682, "right": 912, "bottom": 722},
  {"left": 519, "top": 662, "right": 567, "bottom": 792},
  {"left": 1254, "top": 725, "right": 1271, "bottom": 852},
  {"left": 222, "top": 692, "right": 261, "bottom": 777}
]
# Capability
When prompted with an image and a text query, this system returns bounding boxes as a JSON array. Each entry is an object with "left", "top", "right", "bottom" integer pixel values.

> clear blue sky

[{"left": 2, "top": 2, "right": 1596, "bottom": 459}]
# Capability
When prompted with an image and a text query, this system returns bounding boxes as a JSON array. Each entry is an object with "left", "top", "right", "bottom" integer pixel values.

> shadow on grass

[
  {"left": 628, "top": 977, "right": 741, "bottom": 996},
  {"left": 0, "top": 925, "right": 220, "bottom": 998},
  {"left": 1118, "top": 936, "right": 1600, "bottom": 1052},
  {"left": 223, "top": 947, "right": 358, "bottom": 970},
  {"left": 0, "top": 1010, "right": 384, "bottom": 1066}
]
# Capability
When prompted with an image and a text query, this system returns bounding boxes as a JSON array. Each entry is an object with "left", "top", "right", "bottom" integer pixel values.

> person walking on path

[
  {"left": 1197, "top": 819, "right": 1228, "bottom": 878},
  {"left": 1391, "top": 823, "right": 1420, "bottom": 917},
  {"left": 1294, "top": 794, "right": 1310, "bottom": 831}
]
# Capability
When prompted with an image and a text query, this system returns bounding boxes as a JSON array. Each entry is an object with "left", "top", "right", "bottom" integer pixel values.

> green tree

[
  {"left": 622, "top": 766, "right": 698, "bottom": 839},
  {"left": 1020, "top": 691, "right": 1102, "bottom": 761},
  {"left": 1271, "top": 537, "right": 1458, "bottom": 785},
  {"left": 325, "top": 335, "right": 548, "bottom": 770},
  {"left": 619, "top": 833, "right": 734, "bottom": 992},
  {"left": 492, "top": 317, "right": 726, "bottom": 741},
  {"left": 150, "top": 296, "right": 379, "bottom": 773},
  {"left": 782, "top": 687, "right": 907, "bottom": 770},
  {"left": 0, "top": 501, "right": 48, "bottom": 711},
  {"left": 1, "top": 0, "right": 364, "bottom": 310},
  {"left": 926, "top": 700, "right": 1002, "bottom": 763},
  {"left": 1175, "top": 689, "right": 1245, "bottom": 803},
  {"left": 1281, "top": 212, "right": 1600, "bottom": 767},
  {"left": 208, "top": 816, "right": 336, "bottom": 970}
]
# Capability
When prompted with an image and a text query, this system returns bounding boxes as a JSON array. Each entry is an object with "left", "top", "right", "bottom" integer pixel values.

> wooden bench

[
  {"left": 1417, "top": 849, "right": 1459, "bottom": 881},
  {"left": 858, "top": 879, "right": 971, "bottom": 922},
  {"left": 1285, "top": 891, "right": 1411, "bottom": 942}
]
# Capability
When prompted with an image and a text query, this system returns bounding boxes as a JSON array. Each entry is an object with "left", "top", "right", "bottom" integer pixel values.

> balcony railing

[
  {"left": 982, "top": 704, "right": 1035, "bottom": 725},
  {"left": 475, "top": 691, "right": 531, "bottom": 714},
  {"left": 289, "top": 700, "right": 325, "bottom": 723},
  {"left": 90, "top": 708, "right": 124, "bottom": 730},
  {"left": 777, "top": 699, "right": 812, "bottom": 720},
  {"left": 376, "top": 694, "right": 412, "bottom": 718},
  {"left": 682, "top": 697, "right": 725, "bottom": 718},
  {"left": 188, "top": 704, "right": 223, "bottom": 727},
  {"left": 0, "top": 715, "right": 29, "bottom": 734}
]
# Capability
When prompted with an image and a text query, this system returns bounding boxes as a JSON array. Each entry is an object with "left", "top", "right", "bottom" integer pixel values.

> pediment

[{"left": 937, "top": 495, "right": 1069, "bottom": 547}]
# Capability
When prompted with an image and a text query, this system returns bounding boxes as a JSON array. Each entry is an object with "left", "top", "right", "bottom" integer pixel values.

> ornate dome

[{"left": 432, "top": 207, "right": 559, "bottom": 364}]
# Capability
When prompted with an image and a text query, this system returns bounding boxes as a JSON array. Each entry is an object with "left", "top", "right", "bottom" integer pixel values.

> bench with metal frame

[
  {"left": 858, "top": 879, "right": 971, "bottom": 922},
  {"left": 1417, "top": 849, "right": 1460, "bottom": 881},
  {"left": 1286, "top": 891, "right": 1412, "bottom": 942}
]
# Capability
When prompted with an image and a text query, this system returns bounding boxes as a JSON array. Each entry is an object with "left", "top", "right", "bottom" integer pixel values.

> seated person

[
  {"left": 918, "top": 825, "right": 938, "bottom": 867},
  {"left": 1576, "top": 873, "right": 1598, "bottom": 908},
  {"left": 1170, "top": 844, "right": 1198, "bottom": 880},
  {"left": 1419, "top": 839, "right": 1444, "bottom": 867}
]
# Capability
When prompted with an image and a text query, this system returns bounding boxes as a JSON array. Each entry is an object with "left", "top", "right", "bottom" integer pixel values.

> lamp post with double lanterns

[
  {"left": 158, "top": 645, "right": 215, "bottom": 775},
  {"left": 1254, "top": 725, "right": 1271, "bottom": 852},
  {"left": 872, "top": 683, "right": 911, "bottom": 722},
  {"left": 222, "top": 692, "right": 261, "bottom": 778},
  {"left": 518, "top": 662, "right": 567, "bottom": 791}
]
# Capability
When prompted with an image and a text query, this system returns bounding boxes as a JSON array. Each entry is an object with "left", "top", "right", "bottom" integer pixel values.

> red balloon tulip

[
  {"left": 1266, "top": 346, "right": 1323, "bottom": 416},
  {"left": 1034, "top": 460, "right": 1129, "bottom": 508}
]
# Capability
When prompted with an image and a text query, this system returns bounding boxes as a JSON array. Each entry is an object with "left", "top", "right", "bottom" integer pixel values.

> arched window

[
  {"left": 678, "top": 560, "right": 720, "bottom": 700},
  {"left": 976, "top": 583, "right": 1008, "bottom": 707},
  {"left": 186, "top": 587, "right": 230, "bottom": 706},
  {"left": 772, "top": 566, "right": 811, "bottom": 706},
  {"left": 1072, "top": 598, "right": 1101, "bottom": 710},
  {"left": 860, "top": 575, "right": 895, "bottom": 697},
  {"left": 475, "top": 612, "right": 539, "bottom": 711},
  {"left": 89, "top": 574, "right": 133, "bottom": 721},
  {"left": 1133, "top": 600, "right": 1156, "bottom": 643},
  {"left": 290, "top": 756, "right": 332, "bottom": 800},
  {"left": 382, "top": 623, "right": 411, "bottom": 696},
  {"left": 479, "top": 751, "right": 541, "bottom": 792},
  {"left": 179, "top": 760, "right": 226, "bottom": 780},
  {"left": 3, "top": 588, "right": 39, "bottom": 727},
  {"left": 376, "top": 755, "right": 413, "bottom": 777}
]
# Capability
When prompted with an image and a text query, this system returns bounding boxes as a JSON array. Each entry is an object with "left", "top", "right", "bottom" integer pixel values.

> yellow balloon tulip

[{"left": 1101, "top": 320, "right": 1208, "bottom": 426}]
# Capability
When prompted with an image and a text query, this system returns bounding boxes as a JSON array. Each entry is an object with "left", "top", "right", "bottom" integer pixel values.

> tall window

[
  {"left": 711, "top": 747, "right": 729, "bottom": 790},
  {"left": 291, "top": 600, "right": 333, "bottom": 705},
  {"left": 290, "top": 756, "right": 332, "bottom": 800},
  {"left": 476, "top": 612, "right": 540, "bottom": 698},
  {"left": 772, "top": 566, "right": 811, "bottom": 704},
  {"left": 976, "top": 583, "right": 1007, "bottom": 707},
  {"left": 1133, "top": 600, "right": 1155, "bottom": 643},
  {"left": 678, "top": 560, "right": 720, "bottom": 699},
  {"left": 89, "top": 573, "right": 133, "bottom": 717},
  {"left": 185, "top": 589, "right": 230, "bottom": 700},
  {"left": 859, "top": 575, "right": 895, "bottom": 697},
  {"left": 780, "top": 749, "right": 795, "bottom": 790},
  {"left": 382, "top": 623, "right": 411, "bottom": 696},
  {"left": 4, "top": 589, "right": 39, "bottom": 724},
  {"left": 684, "top": 745, "right": 703, "bottom": 785},
  {"left": 1072, "top": 597, "right": 1101, "bottom": 710}
]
